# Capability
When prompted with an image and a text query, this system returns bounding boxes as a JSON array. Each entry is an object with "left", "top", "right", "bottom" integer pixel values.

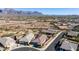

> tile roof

[{"left": 60, "top": 40, "right": 78, "bottom": 51}]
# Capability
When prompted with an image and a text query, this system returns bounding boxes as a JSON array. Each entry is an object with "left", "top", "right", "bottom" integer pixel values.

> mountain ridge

[{"left": 0, "top": 8, "right": 43, "bottom": 16}]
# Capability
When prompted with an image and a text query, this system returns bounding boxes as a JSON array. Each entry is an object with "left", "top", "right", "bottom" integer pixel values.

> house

[
  {"left": 31, "top": 34, "right": 47, "bottom": 47},
  {"left": 67, "top": 31, "right": 79, "bottom": 37},
  {"left": 60, "top": 40, "right": 78, "bottom": 51},
  {"left": 19, "top": 30, "right": 35, "bottom": 45},
  {"left": 39, "top": 34, "right": 48, "bottom": 46},
  {"left": 41, "top": 29, "right": 56, "bottom": 35},
  {"left": 0, "top": 37, "right": 17, "bottom": 50}
]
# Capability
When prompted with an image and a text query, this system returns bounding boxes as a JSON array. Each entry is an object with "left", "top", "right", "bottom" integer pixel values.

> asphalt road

[
  {"left": 45, "top": 32, "right": 64, "bottom": 51},
  {"left": 12, "top": 47, "right": 39, "bottom": 51}
]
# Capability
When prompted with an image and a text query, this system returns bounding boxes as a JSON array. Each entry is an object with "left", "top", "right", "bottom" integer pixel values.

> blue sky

[{"left": 15, "top": 8, "right": 79, "bottom": 15}]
